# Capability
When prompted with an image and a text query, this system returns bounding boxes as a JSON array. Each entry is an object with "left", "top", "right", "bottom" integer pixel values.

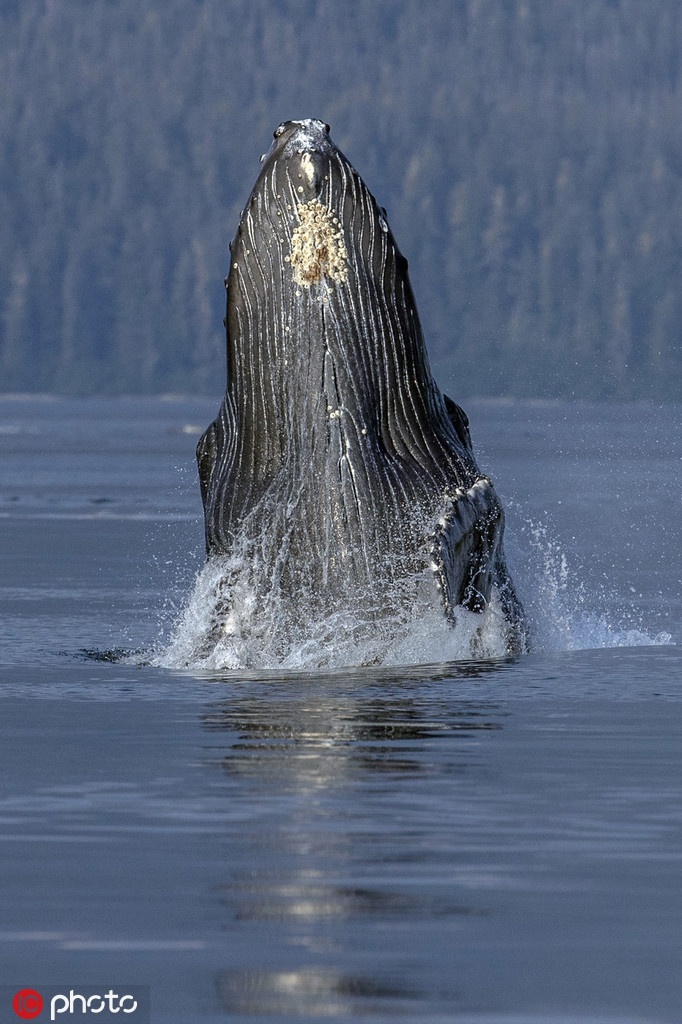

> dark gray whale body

[{"left": 198, "top": 119, "right": 527, "bottom": 657}]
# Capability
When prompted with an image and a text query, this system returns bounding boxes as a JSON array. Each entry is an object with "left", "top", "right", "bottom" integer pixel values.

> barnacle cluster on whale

[{"left": 287, "top": 199, "right": 348, "bottom": 288}]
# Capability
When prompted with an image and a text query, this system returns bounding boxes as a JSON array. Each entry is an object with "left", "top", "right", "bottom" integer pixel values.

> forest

[{"left": 1, "top": 0, "right": 681, "bottom": 399}]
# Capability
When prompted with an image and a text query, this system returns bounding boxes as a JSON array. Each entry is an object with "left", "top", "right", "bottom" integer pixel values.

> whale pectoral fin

[
  {"left": 430, "top": 478, "right": 504, "bottom": 622},
  {"left": 196, "top": 421, "right": 218, "bottom": 509},
  {"left": 444, "top": 394, "right": 473, "bottom": 451}
]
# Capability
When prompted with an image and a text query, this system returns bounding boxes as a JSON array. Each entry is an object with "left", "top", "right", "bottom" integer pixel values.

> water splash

[
  {"left": 150, "top": 551, "right": 514, "bottom": 672},
  {"left": 149, "top": 515, "right": 670, "bottom": 672},
  {"left": 511, "top": 517, "right": 671, "bottom": 653}
]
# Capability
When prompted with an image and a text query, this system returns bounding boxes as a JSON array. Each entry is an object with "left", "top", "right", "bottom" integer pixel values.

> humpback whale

[{"left": 196, "top": 119, "right": 527, "bottom": 660}]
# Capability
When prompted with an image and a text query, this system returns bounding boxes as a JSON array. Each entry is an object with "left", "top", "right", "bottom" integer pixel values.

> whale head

[
  {"left": 194, "top": 119, "right": 526, "bottom": 659},
  {"left": 220, "top": 118, "right": 476, "bottom": 499}
]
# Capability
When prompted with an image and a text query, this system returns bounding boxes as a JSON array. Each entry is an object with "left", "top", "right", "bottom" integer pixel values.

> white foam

[
  {"left": 150, "top": 516, "right": 670, "bottom": 672},
  {"left": 151, "top": 555, "right": 513, "bottom": 672}
]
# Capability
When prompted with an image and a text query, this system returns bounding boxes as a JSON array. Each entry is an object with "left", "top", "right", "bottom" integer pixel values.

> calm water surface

[{"left": 0, "top": 396, "right": 680, "bottom": 1024}]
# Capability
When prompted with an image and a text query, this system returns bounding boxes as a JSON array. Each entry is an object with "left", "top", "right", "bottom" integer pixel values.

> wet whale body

[{"left": 196, "top": 119, "right": 527, "bottom": 660}]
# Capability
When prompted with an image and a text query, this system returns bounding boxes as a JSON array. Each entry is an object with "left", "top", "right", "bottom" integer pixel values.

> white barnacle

[{"left": 289, "top": 199, "right": 348, "bottom": 289}]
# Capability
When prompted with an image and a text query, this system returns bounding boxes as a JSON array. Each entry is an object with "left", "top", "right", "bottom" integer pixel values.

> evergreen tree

[{"left": 1, "top": 0, "right": 681, "bottom": 398}]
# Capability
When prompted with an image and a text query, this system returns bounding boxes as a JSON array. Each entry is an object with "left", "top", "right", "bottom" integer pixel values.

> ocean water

[{"left": 0, "top": 394, "right": 680, "bottom": 1024}]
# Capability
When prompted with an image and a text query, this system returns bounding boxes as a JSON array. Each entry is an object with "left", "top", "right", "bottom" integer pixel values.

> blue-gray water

[{"left": 1, "top": 396, "right": 681, "bottom": 1024}]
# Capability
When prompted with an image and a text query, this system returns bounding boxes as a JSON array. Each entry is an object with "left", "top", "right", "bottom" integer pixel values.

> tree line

[{"left": 1, "top": 0, "right": 681, "bottom": 399}]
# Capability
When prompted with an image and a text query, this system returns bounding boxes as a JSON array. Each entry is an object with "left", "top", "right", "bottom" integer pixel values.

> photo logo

[
  {"left": 13, "top": 989, "right": 44, "bottom": 1019},
  {"left": 2, "top": 985, "right": 149, "bottom": 1023}
]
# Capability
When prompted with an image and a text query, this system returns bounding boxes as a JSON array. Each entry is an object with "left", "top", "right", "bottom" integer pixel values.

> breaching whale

[{"left": 196, "top": 118, "right": 527, "bottom": 659}]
